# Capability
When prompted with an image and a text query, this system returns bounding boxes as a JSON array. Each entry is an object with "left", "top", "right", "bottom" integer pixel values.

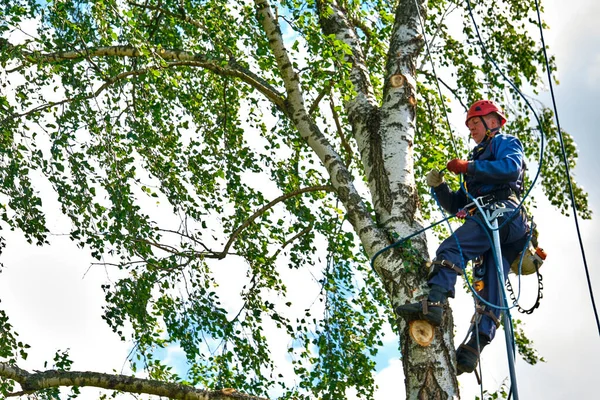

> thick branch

[
  {"left": 329, "top": 96, "right": 353, "bottom": 167},
  {"left": 308, "top": 80, "right": 333, "bottom": 115},
  {"left": 10, "top": 45, "right": 286, "bottom": 115},
  {"left": 315, "top": 0, "right": 378, "bottom": 117},
  {"left": 0, "top": 362, "right": 267, "bottom": 400},
  {"left": 254, "top": 0, "right": 388, "bottom": 258},
  {"left": 313, "top": 0, "right": 393, "bottom": 226}
]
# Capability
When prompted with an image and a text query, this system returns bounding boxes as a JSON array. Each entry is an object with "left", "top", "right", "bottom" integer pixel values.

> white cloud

[{"left": 373, "top": 359, "right": 406, "bottom": 399}]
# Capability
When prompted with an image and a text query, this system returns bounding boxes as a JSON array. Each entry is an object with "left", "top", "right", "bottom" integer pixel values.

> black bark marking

[
  {"left": 418, "top": 366, "right": 444, "bottom": 400},
  {"left": 366, "top": 109, "right": 393, "bottom": 214}
]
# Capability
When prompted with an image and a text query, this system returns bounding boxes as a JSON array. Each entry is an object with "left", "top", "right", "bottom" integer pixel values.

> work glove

[
  {"left": 426, "top": 169, "right": 445, "bottom": 187},
  {"left": 446, "top": 159, "right": 469, "bottom": 175}
]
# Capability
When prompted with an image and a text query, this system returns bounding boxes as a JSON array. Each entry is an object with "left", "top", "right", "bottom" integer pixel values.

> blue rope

[
  {"left": 431, "top": 188, "right": 530, "bottom": 311},
  {"left": 369, "top": 214, "right": 455, "bottom": 271}
]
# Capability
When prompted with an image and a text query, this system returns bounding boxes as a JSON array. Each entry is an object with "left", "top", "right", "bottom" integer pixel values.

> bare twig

[
  {"left": 329, "top": 95, "right": 353, "bottom": 167},
  {"left": 418, "top": 2, "right": 458, "bottom": 71},
  {"left": 131, "top": 187, "right": 333, "bottom": 262},
  {"left": 308, "top": 80, "right": 333, "bottom": 115},
  {"left": 266, "top": 222, "right": 314, "bottom": 261},
  {"left": 156, "top": 228, "right": 213, "bottom": 252},
  {"left": 420, "top": 70, "right": 468, "bottom": 111},
  {"left": 5, "top": 67, "right": 151, "bottom": 124},
  {"left": 218, "top": 185, "right": 334, "bottom": 258}
]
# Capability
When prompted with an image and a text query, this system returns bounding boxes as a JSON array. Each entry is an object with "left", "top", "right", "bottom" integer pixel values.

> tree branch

[
  {"left": 314, "top": 0, "right": 392, "bottom": 223},
  {"left": 420, "top": 70, "right": 468, "bottom": 111},
  {"left": 266, "top": 222, "right": 314, "bottom": 261},
  {"left": 349, "top": 15, "right": 374, "bottom": 54},
  {"left": 308, "top": 80, "right": 333, "bottom": 115},
  {"left": 329, "top": 96, "right": 353, "bottom": 167},
  {"left": 132, "top": 186, "right": 332, "bottom": 261},
  {"left": 417, "top": 2, "right": 458, "bottom": 71},
  {"left": 7, "top": 67, "right": 151, "bottom": 123},
  {"left": 315, "top": 0, "right": 378, "bottom": 118},
  {"left": 128, "top": 1, "right": 208, "bottom": 31},
  {"left": 254, "top": 0, "right": 387, "bottom": 258},
  {"left": 10, "top": 45, "right": 286, "bottom": 116},
  {"left": 0, "top": 362, "right": 267, "bottom": 400},
  {"left": 219, "top": 185, "right": 334, "bottom": 258}
]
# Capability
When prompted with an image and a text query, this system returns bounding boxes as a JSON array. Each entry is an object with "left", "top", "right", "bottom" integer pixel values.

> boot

[
  {"left": 456, "top": 333, "right": 491, "bottom": 375},
  {"left": 395, "top": 284, "right": 447, "bottom": 326}
]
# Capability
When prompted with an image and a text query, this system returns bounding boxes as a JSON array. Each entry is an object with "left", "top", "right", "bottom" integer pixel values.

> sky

[{"left": 1, "top": 0, "right": 600, "bottom": 399}]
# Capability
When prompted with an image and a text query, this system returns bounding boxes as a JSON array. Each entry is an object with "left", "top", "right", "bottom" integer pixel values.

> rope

[
  {"left": 369, "top": 214, "right": 455, "bottom": 271},
  {"left": 462, "top": 0, "right": 547, "bottom": 234},
  {"left": 431, "top": 190, "right": 525, "bottom": 312},
  {"left": 432, "top": 190, "right": 485, "bottom": 399},
  {"left": 414, "top": 1, "right": 459, "bottom": 158},
  {"left": 532, "top": 0, "right": 600, "bottom": 336}
]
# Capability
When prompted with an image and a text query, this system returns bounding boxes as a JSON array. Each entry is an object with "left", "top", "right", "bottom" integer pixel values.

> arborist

[{"left": 395, "top": 100, "right": 529, "bottom": 374}]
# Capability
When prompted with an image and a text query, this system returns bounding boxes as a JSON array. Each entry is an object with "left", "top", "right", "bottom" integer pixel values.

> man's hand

[
  {"left": 426, "top": 169, "right": 445, "bottom": 187},
  {"left": 446, "top": 159, "right": 469, "bottom": 175},
  {"left": 456, "top": 209, "right": 468, "bottom": 219}
]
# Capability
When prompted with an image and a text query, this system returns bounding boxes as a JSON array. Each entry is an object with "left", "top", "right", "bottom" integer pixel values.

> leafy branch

[
  {"left": 0, "top": 362, "right": 267, "bottom": 400},
  {"left": 218, "top": 185, "right": 333, "bottom": 258},
  {"left": 3, "top": 44, "right": 286, "bottom": 123},
  {"left": 133, "top": 185, "right": 334, "bottom": 260}
]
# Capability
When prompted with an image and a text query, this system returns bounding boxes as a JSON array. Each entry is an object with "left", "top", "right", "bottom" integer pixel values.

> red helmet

[{"left": 466, "top": 100, "right": 507, "bottom": 127}]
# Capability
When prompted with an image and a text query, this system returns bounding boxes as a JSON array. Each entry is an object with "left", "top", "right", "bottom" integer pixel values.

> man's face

[{"left": 467, "top": 115, "right": 499, "bottom": 144}]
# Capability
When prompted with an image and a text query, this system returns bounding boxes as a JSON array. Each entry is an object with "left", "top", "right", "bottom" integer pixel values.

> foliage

[
  {"left": 0, "top": 0, "right": 589, "bottom": 398},
  {"left": 0, "top": 305, "right": 30, "bottom": 397},
  {"left": 512, "top": 318, "right": 545, "bottom": 365},
  {"left": 476, "top": 379, "right": 510, "bottom": 400}
]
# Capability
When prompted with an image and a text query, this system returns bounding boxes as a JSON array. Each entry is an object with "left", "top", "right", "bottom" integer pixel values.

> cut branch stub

[
  {"left": 390, "top": 74, "right": 405, "bottom": 88},
  {"left": 409, "top": 320, "right": 434, "bottom": 346}
]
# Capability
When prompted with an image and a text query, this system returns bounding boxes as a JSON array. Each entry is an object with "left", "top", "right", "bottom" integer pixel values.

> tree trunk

[{"left": 314, "top": 0, "right": 460, "bottom": 397}]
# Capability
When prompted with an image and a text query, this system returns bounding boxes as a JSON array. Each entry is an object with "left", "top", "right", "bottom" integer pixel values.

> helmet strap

[{"left": 479, "top": 116, "right": 500, "bottom": 137}]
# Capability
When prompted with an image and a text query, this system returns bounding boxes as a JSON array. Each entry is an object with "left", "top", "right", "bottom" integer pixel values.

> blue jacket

[{"left": 434, "top": 133, "right": 525, "bottom": 214}]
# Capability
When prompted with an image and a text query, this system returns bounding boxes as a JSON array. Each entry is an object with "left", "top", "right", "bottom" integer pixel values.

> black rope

[
  {"left": 414, "top": 1, "right": 460, "bottom": 158},
  {"left": 533, "top": 0, "right": 600, "bottom": 336},
  {"left": 461, "top": 1, "right": 550, "bottom": 397}
]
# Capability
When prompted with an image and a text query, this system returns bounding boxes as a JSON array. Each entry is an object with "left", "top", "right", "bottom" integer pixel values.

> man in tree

[
  {"left": 395, "top": 100, "right": 529, "bottom": 374},
  {"left": 1, "top": 0, "right": 590, "bottom": 397}
]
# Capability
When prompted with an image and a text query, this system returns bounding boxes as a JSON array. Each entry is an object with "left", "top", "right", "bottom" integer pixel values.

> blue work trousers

[{"left": 428, "top": 201, "right": 528, "bottom": 340}]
